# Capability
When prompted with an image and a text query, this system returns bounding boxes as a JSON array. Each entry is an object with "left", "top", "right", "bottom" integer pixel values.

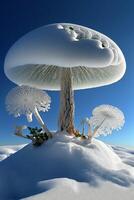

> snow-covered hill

[{"left": 0, "top": 132, "right": 134, "bottom": 200}]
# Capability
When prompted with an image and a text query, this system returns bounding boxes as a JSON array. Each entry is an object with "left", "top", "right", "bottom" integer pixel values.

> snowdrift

[{"left": 0, "top": 132, "right": 134, "bottom": 200}]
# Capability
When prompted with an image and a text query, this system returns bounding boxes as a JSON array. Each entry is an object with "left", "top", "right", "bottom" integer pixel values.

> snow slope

[{"left": 0, "top": 132, "right": 134, "bottom": 200}]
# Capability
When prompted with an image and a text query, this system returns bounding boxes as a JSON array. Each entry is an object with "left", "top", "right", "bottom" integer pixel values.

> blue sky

[{"left": 0, "top": 0, "right": 134, "bottom": 147}]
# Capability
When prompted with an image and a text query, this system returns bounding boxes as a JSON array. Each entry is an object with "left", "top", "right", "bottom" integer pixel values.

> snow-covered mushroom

[
  {"left": 86, "top": 104, "right": 125, "bottom": 141},
  {"left": 4, "top": 23, "right": 126, "bottom": 134},
  {"left": 6, "top": 85, "right": 51, "bottom": 133}
]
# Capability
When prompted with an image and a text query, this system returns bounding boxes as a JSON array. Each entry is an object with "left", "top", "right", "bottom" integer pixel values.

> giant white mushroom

[{"left": 4, "top": 23, "right": 126, "bottom": 135}]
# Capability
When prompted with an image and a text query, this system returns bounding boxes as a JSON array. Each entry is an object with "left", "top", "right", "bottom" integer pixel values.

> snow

[
  {"left": 0, "top": 132, "right": 134, "bottom": 200},
  {"left": 112, "top": 145, "right": 134, "bottom": 168},
  {"left": 0, "top": 144, "right": 26, "bottom": 161},
  {"left": 23, "top": 179, "right": 134, "bottom": 200}
]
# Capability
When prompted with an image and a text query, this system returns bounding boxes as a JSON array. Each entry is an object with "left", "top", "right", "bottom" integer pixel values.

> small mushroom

[
  {"left": 4, "top": 23, "right": 126, "bottom": 135},
  {"left": 87, "top": 104, "right": 125, "bottom": 140},
  {"left": 6, "top": 85, "right": 51, "bottom": 134}
]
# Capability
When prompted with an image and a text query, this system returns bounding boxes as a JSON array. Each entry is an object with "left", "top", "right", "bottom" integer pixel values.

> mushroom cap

[{"left": 4, "top": 23, "right": 126, "bottom": 90}]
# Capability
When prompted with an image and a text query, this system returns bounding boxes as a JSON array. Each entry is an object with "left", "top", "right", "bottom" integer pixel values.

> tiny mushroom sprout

[
  {"left": 80, "top": 118, "right": 87, "bottom": 135},
  {"left": 85, "top": 104, "right": 125, "bottom": 142},
  {"left": 4, "top": 23, "right": 126, "bottom": 135},
  {"left": 6, "top": 85, "right": 51, "bottom": 134}
]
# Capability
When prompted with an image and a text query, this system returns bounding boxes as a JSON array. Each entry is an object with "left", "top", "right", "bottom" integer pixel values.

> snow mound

[
  {"left": 23, "top": 178, "right": 134, "bottom": 200},
  {"left": 0, "top": 132, "right": 134, "bottom": 200}
]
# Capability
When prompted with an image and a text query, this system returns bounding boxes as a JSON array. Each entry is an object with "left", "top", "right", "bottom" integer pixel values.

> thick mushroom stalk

[{"left": 59, "top": 69, "right": 75, "bottom": 134}]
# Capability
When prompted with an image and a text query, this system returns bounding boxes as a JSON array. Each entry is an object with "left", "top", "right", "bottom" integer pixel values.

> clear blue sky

[{"left": 0, "top": 0, "right": 134, "bottom": 147}]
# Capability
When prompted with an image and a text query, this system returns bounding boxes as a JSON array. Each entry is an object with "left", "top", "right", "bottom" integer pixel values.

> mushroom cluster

[{"left": 4, "top": 23, "right": 126, "bottom": 135}]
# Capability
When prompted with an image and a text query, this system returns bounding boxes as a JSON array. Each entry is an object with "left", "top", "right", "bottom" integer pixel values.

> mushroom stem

[
  {"left": 88, "top": 124, "right": 93, "bottom": 142},
  {"left": 15, "top": 132, "right": 29, "bottom": 139},
  {"left": 59, "top": 69, "right": 75, "bottom": 134},
  {"left": 82, "top": 123, "right": 85, "bottom": 135},
  {"left": 33, "top": 107, "right": 49, "bottom": 134},
  {"left": 92, "top": 118, "right": 106, "bottom": 137},
  {"left": 15, "top": 126, "right": 29, "bottom": 139}
]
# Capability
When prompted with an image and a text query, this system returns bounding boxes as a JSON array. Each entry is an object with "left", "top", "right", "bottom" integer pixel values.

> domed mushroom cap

[{"left": 4, "top": 23, "right": 126, "bottom": 90}]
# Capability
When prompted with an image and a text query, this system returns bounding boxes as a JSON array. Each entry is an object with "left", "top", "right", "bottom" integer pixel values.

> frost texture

[
  {"left": 89, "top": 105, "right": 125, "bottom": 137},
  {"left": 57, "top": 24, "right": 120, "bottom": 66},
  {"left": 57, "top": 24, "right": 116, "bottom": 53},
  {"left": 6, "top": 85, "right": 51, "bottom": 122},
  {"left": 57, "top": 24, "right": 92, "bottom": 41}
]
